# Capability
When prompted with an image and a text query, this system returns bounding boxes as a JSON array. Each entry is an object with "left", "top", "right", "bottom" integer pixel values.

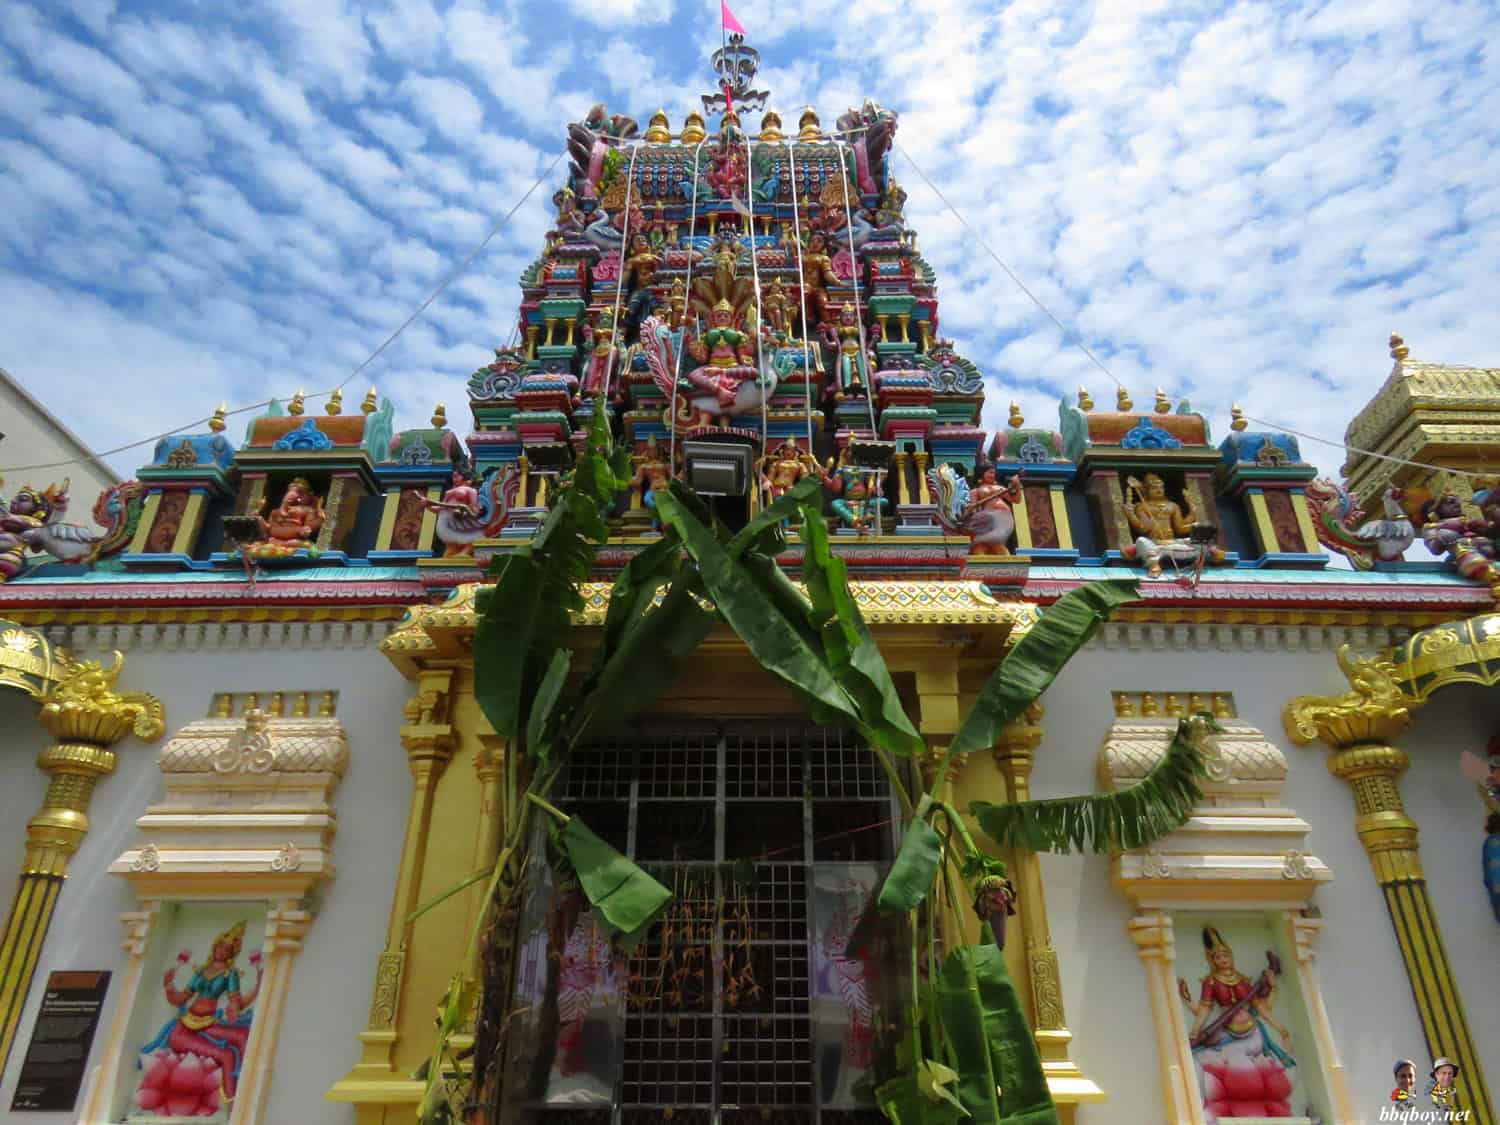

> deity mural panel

[
  {"left": 118, "top": 903, "right": 266, "bottom": 1123},
  {"left": 1173, "top": 913, "right": 1328, "bottom": 1124}
]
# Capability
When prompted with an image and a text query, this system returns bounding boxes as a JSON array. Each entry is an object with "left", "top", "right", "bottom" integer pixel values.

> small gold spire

[
  {"left": 758, "top": 109, "right": 784, "bottom": 142},
  {"left": 1008, "top": 401, "right": 1024, "bottom": 428},
  {"left": 1139, "top": 692, "right": 1160, "bottom": 716},
  {"left": 431, "top": 403, "right": 447, "bottom": 429},
  {"left": 1230, "top": 403, "right": 1248, "bottom": 432},
  {"left": 681, "top": 110, "right": 706, "bottom": 145},
  {"left": 1211, "top": 693, "right": 1234, "bottom": 718},
  {"left": 325, "top": 388, "right": 343, "bottom": 416},
  {"left": 1113, "top": 692, "right": 1138, "bottom": 718},
  {"left": 1164, "top": 693, "right": 1184, "bottom": 717},
  {"left": 288, "top": 390, "right": 306, "bottom": 416},
  {"left": 1078, "top": 386, "right": 1093, "bottom": 412},
  {"left": 209, "top": 403, "right": 227, "bottom": 433},
  {"left": 361, "top": 387, "right": 378, "bottom": 415},
  {"left": 1153, "top": 387, "right": 1170, "bottom": 414},
  {"left": 645, "top": 108, "right": 671, "bottom": 144},
  {"left": 1116, "top": 386, "right": 1133, "bottom": 411},
  {"left": 797, "top": 106, "right": 821, "bottom": 144},
  {"left": 1389, "top": 332, "right": 1409, "bottom": 361}
]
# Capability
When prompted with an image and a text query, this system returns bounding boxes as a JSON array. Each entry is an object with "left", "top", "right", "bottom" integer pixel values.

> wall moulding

[{"left": 37, "top": 619, "right": 397, "bottom": 655}]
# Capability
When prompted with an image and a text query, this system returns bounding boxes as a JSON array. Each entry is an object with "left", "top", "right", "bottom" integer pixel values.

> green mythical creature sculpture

[{"left": 408, "top": 402, "right": 1208, "bottom": 1125}]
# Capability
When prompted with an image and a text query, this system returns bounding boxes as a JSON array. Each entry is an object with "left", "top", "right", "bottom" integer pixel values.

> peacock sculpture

[{"left": 1303, "top": 479, "right": 1415, "bottom": 567}]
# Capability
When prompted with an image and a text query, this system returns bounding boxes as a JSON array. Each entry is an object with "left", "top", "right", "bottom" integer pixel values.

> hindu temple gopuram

[{"left": 0, "top": 35, "right": 1497, "bottom": 1125}]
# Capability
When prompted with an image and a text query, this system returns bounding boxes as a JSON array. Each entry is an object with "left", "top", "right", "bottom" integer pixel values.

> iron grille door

[{"left": 503, "top": 724, "right": 903, "bottom": 1125}]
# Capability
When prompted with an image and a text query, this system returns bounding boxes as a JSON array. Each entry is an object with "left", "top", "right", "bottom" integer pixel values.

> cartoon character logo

[
  {"left": 1428, "top": 1056, "right": 1460, "bottom": 1111},
  {"left": 1391, "top": 1057, "right": 1416, "bottom": 1102}
]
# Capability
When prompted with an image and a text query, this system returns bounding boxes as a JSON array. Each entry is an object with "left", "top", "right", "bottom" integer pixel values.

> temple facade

[{"left": 0, "top": 40, "right": 1496, "bottom": 1125}]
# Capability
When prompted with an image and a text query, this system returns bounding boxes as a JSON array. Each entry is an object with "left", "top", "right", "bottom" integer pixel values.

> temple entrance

[{"left": 495, "top": 722, "right": 907, "bottom": 1124}]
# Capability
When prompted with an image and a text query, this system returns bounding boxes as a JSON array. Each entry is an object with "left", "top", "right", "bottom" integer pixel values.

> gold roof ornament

[
  {"left": 758, "top": 109, "right": 784, "bottom": 142},
  {"left": 645, "top": 108, "right": 671, "bottom": 144},
  {"left": 681, "top": 110, "right": 707, "bottom": 145},
  {"left": 1116, "top": 386, "right": 1133, "bottom": 411},
  {"left": 431, "top": 403, "right": 447, "bottom": 429},
  {"left": 1008, "top": 401, "right": 1024, "bottom": 428},
  {"left": 361, "top": 387, "right": 379, "bottom": 415},
  {"left": 325, "top": 388, "right": 343, "bottom": 416},
  {"left": 1230, "top": 403, "right": 1248, "bottom": 432},
  {"left": 0, "top": 622, "right": 56, "bottom": 699},
  {"left": 1153, "top": 387, "right": 1170, "bottom": 414},
  {"left": 209, "top": 404, "right": 228, "bottom": 434},
  {"left": 1078, "top": 386, "right": 1093, "bottom": 412},
  {"left": 798, "top": 106, "right": 821, "bottom": 144},
  {"left": 288, "top": 389, "right": 306, "bottom": 416},
  {"left": 1390, "top": 332, "right": 1409, "bottom": 362}
]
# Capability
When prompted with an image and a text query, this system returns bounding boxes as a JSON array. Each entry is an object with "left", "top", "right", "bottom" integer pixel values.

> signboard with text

[{"left": 10, "top": 970, "right": 110, "bottom": 1112}]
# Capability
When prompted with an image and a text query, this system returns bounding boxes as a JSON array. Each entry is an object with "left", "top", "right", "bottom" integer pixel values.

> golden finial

[
  {"left": 1153, "top": 387, "right": 1170, "bottom": 414},
  {"left": 431, "top": 403, "right": 447, "bottom": 429},
  {"left": 325, "top": 388, "right": 343, "bottom": 416},
  {"left": 1389, "top": 332, "right": 1409, "bottom": 361},
  {"left": 1116, "top": 386, "right": 1133, "bottom": 411},
  {"left": 209, "top": 403, "right": 227, "bottom": 433},
  {"left": 1230, "top": 403, "right": 1248, "bottom": 432},
  {"left": 288, "top": 389, "right": 306, "bottom": 416},
  {"left": 681, "top": 110, "right": 706, "bottom": 145},
  {"left": 645, "top": 108, "right": 671, "bottom": 144},
  {"left": 758, "top": 109, "right": 784, "bottom": 142},
  {"left": 798, "top": 106, "right": 821, "bottom": 144},
  {"left": 1140, "top": 692, "right": 1160, "bottom": 716},
  {"left": 1078, "top": 386, "right": 1093, "bottom": 411},
  {"left": 1008, "top": 401, "right": 1024, "bottom": 428},
  {"left": 361, "top": 387, "right": 378, "bottom": 415},
  {"left": 1113, "top": 692, "right": 1138, "bottom": 717}
]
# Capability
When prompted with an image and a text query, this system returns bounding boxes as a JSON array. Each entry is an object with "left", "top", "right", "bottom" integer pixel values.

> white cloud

[{"left": 398, "top": 74, "right": 485, "bottom": 145}]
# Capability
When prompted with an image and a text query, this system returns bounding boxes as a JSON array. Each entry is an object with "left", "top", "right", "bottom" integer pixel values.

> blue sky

[{"left": 1, "top": 0, "right": 1497, "bottom": 480}]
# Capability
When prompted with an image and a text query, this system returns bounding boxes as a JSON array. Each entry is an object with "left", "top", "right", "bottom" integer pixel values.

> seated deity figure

[
  {"left": 758, "top": 440, "right": 821, "bottom": 503},
  {"left": 243, "top": 477, "right": 325, "bottom": 560},
  {"left": 1124, "top": 473, "right": 1223, "bottom": 577},
  {"left": 823, "top": 448, "right": 888, "bottom": 533},
  {"left": 684, "top": 299, "right": 758, "bottom": 409},
  {"left": 630, "top": 436, "right": 675, "bottom": 528}
]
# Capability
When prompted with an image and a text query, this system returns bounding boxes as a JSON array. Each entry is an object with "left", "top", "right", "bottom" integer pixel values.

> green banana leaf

[
  {"left": 972, "top": 717, "right": 1207, "bottom": 854},
  {"left": 557, "top": 816, "right": 672, "bottom": 945},
  {"left": 948, "top": 581, "right": 1139, "bottom": 757},
  {"left": 474, "top": 550, "right": 559, "bottom": 743},
  {"left": 525, "top": 649, "right": 572, "bottom": 764},
  {"left": 799, "top": 499, "right": 925, "bottom": 756},
  {"left": 878, "top": 810, "right": 944, "bottom": 912},
  {"left": 877, "top": 1062, "right": 971, "bottom": 1124},
  {"left": 653, "top": 487, "right": 864, "bottom": 730},
  {"left": 936, "top": 946, "right": 1058, "bottom": 1125}
]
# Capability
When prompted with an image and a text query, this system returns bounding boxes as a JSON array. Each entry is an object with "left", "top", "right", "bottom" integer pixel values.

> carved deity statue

[
  {"left": 823, "top": 448, "right": 888, "bottom": 533},
  {"left": 1124, "top": 473, "right": 1223, "bottom": 578},
  {"left": 631, "top": 436, "right": 675, "bottom": 528},
  {"left": 762, "top": 278, "right": 792, "bottom": 337},
  {"left": 799, "top": 232, "right": 840, "bottom": 330},
  {"left": 685, "top": 299, "right": 758, "bottom": 410},
  {"left": 758, "top": 440, "right": 822, "bottom": 503},
  {"left": 581, "top": 310, "right": 618, "bottom": 398},
  {"left": 243, "top": 477, "right": 326, "bottom": 560}
]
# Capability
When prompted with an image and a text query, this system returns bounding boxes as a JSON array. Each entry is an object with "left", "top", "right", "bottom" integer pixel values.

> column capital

[
  {"left": 991, "top": 701, "right": 1045, "bottom": 776},
  {"left": 400, "top": 670, "right": 457, "bottom": 770},
  {"left": 1287, "top": 911, "right": 1323, "bottom": 966},
  {"left": 1129, "top": 910, "right": 1175, "bottom": 961},
  {"left": 38, "top": 651, "right": 165, "bottom": 747},
  {"left": 1283, "top": 644, "right": 1415, "bottom": 749}
]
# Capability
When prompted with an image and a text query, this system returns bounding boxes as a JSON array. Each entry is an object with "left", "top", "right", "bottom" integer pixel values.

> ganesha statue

[{"left": 239, "top": 478, "right": 326, "bottom": 561}]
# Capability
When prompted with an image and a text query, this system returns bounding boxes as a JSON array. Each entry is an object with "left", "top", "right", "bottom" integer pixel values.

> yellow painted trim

[
  {"left": 169, "top": 491, "right": 207, "bottom": 556},
  {"left": 1246, "top": 490, "right": 1278, "bottom": 553},
  {"left": 418, "top": 486, "right": 441, "bottom": 551},
  {"left": 128, "top": 491, "right": 163, "bottom": 554},
  {"left": 1049, "top": 485, "right": 1073, "bottom": 550},
  {"left": 1291, "top": 491, "right": 1322, "bottom": 555},
  {"left": 1012, "top": 488, "right": 1033, "bottom": 550},
  {"left": 375, "top": 491, "right": 403, "bottom": 551}
]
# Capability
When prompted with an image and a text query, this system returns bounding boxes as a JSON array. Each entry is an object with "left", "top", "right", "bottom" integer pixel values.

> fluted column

[
  {"left": 0, "top": 654, "right": 163, "bottom": 1075},
  {"left": 235, "top": 905, "right": 313, "bottom": 1124},
  {"left": 1283, "top": 912, "right": 1356, "bottom": 1123},
  {"left": 1128, "top": 911, "right": 1203, "bottom": 1125},
  {"left": 1287, "top": 663, "right": 1493, "bottom": 1124},
  {"left": 992, "top": 703, "right": 1105, "bottom": 1108}
]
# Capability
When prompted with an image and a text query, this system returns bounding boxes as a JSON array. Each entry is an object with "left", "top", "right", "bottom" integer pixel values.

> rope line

[
  {"left": 1, "top": 147, "right": 566, "bottom": 476},
  {"left": 785, "top": 140, "right": 815, "bottom": 456},
  {"left": 668, "top": 139, "right": 708, "bottom": 472},
  {"left": 601, "top": 142, "right": 643, "bottom": 405},
  {"left": 743, "top": 131, "right": 770, "bottom": 457}
]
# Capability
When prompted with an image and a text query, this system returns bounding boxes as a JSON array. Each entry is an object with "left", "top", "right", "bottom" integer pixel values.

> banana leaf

[
  {"left": 935, "top": 946, "right": 1058, "bottom": 1125},
  {"left": 877, "top": 1061, "right": 971, "bottom": 1124},
  {"left": 878, "top": 811, "right": 944, "bottom": 912},
  {"left": 474, "top": 550, "right": 559, "bottom": 743},
  {"left": 972, "top": 717, "right": 1207, "bottom": 854},
  {"left": 948, "top": 581, "right": 1139, "bottom": 758},
  {"left": 557, "top": 815, "right": 672, "bottom": 945},
  {"left": 653, "top": 487, "right": 864, "bottom": 729},
  {"left": 525, "top": 649, "right": 572, "bottom": 765},
  {"left": 799, "top": 498, "right": 925, "bottom": 756}
]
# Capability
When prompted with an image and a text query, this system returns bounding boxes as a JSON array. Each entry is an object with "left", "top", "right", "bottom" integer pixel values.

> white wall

[
  {"left": 0, "top": 375, "right": 118, "bottom": 527},
  {"left": 0, "top": 632, "right": 413, "bottom": 1125},
  {"left": 1027, "top": 637, "right": 1458, "bottom": 1125}
]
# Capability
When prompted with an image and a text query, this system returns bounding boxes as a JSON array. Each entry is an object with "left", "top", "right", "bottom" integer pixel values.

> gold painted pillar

[
  {"left": 1286, "top": 658, "right": 1494, "bottom": 1124},
  {"left": 332, "top": 669, "right": 456, "bottom": 1102},
  {"left": 1128, "top": 911, "right": 1202, "bottom": 1125},
  {"left": 991, "top": 703, "right": 1105, "bottom": 1111},
  {"left": 0, "top": 654, "right": 163, "bottom": 1074}
]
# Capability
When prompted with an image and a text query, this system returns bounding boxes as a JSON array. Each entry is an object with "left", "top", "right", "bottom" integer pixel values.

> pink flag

[{"left": 721, "top": 0, "right": 745, "bottom": 35}]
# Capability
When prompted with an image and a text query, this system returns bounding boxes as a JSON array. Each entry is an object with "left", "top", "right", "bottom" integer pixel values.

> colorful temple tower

[{"left": 0, "top": 38, "right": 1496, "bottom": 1125}]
